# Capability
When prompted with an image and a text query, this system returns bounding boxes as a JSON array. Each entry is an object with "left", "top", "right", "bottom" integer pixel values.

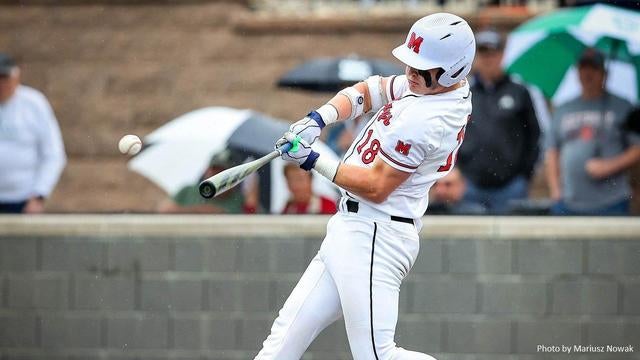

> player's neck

[{"left": 419, "top": 79, "right": 464, "bottom": 96}]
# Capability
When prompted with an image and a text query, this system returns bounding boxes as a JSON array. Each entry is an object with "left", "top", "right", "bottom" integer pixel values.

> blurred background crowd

[{"left": 1, "top": 0, "right": 639, "bottom": 216}]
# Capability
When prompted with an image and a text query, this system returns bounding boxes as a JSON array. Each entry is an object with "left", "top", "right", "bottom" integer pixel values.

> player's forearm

[
  {"left": 603, "top": 145, "right": 640, "bottom": 175},
  {"left": 545, "top": 149, "right": 561, "bottom": 199},
  {"left": 332, "top": 163, "right": 389, "bottom": 203}
]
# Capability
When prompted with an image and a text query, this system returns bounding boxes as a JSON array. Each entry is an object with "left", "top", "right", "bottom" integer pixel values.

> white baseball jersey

[{"left": 340, "top": 75, "right": 472, "bottom": 219}]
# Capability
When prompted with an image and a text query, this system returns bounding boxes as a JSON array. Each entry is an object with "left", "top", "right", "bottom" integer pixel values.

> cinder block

[
  {"left": 515, "top": 320, "right": 581, "bottom": 353},
  {"left": 308, "top": 321, "right": 349, "bottom": 351},
  {"left": 0, "top": 314, "right": 37, "bottom": 347},
  {"left": 107, "top": 240, "right": 170, "bottom": 272},
  {"left": 173, "top": 316, "right": 204, "bottom": 349},
  {"left": 410, "top": 239, "right": 442, "bottom": 274},
  {"left": 588, "top": 241, "right": 640, "bottom": 274},
  {"left": 516, "top": 241, "right": 582, "bottom": 274},
  {"left": 237, "top": 239, "right": 270, "bottom": 272},
  {"left": 8, "top": 274, "right": 68, "bottom": 309},
  {"left": 272, "top": 240, "right": 306, "bottom": 273},
  {"left": 208, "top": 239, "right": 238, "bottom": 272},
  {"left": 175, "top": 241, "right": 205, "bottom": 272},
  {"left": 241, "top": 280, "right": 270, "bottom": 312},
  {"left": 304, "top": 238, "right": 323, "bottom": 263},
  {"left": 141, "top": 279, "right": 203, "bottom": 311},
  {"left": 209, "top": 279, "right": 242, "bottom": 311},
  {"left": 396, "top": 318, "right": 441, "bottom": 353},
  {"left": 238, "top": 319, "right": 272, "bottom": 350},
  {"left": 40, "top": 315, "right": 101, "bottom": 348},
  {"left": 411, "top": 277, "right": 477, "bottom": 313},
  {"left": 481, "top": 280, "right": 547, "bottom": 314},
  {"left": 107, "top": 315, "right": 168, "bottom": 349},
  {"left": 447, "top": 240, "right": 511, "bottom": 274},
  {"left": 75, "top": 274, "right": 135, "bottom": 310},
  {"left": 552, "top": 280, "right": 618, "bottom": 315},
  {"left": 272, "top": 280, "right": 297, "bottom": 310},
  {"left": 42, "top": 240, "right": 103, "bottom": 271},
  {"left": 584, "top": 321, "right": 628, "bottom": 346},
  {"left": 0, "top": 238, "right": 37, "bottom": 272},
  {"left": 622, "top": 281, "right": 640, "bottom": 315},
  {"left": 209, "top": 318, "right": 240, "bottom": 350},
  {"left": 623, "top": 322, "right": 640, "bottom": 345},
  {"left": 446, "top": 320, "right": 511, "bottom": 353}
]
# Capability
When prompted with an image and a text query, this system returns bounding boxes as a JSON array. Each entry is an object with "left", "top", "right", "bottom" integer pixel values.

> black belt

[{"left": 346, "top": 200, "right": 414, "bottom": 225}]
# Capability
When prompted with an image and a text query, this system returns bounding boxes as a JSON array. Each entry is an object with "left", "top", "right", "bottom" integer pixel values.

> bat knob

[{"left": 199, "top": 181, "right": 216, "bottom": 199}]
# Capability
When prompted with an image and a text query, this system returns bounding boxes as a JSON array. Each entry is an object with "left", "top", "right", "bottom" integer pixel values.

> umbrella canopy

[
  {"left": 503, "top": 4, "right": 640, "bottom": 105},
  {"left": 277, "top": 56, "right": 404, "bottom": 92},
  {"left": 128, "top": 107, "right": 339, "bottom": 213}
]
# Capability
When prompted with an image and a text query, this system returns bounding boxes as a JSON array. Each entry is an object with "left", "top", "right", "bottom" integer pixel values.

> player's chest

[{"left": 346, "top": 100, "right": 415, "bottom": 165}]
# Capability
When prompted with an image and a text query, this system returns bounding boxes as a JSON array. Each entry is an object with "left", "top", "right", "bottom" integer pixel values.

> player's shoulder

[
  {"left": 606, "top": 93, "right": 633, "bottom": 110},
  {"left": 400, "top": 82, "right": 471, "bottom": 121},
  {"left": 16, "top": 85, "right": 51, "bottom": 108}
]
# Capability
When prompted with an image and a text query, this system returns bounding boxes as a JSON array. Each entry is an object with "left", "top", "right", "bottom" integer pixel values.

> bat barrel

[{"left": 198, "top": 181, "right": 216, "bottom": 199}]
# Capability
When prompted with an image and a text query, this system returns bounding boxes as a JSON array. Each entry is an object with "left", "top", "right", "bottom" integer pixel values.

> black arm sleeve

[{"left": 520, "top": 89, "right": 541, "bottom": 179}]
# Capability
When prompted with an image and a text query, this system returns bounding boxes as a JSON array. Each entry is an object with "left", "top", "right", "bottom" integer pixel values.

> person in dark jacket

[{"left": 457, "top": 29, "right": 541, "bottom": 214}]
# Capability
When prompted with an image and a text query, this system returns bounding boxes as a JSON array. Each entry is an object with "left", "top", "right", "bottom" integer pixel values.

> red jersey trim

[
  {"left": 390, "top": 75, "right": 397, "bottom": 101},
  {"left": 379, "top": 148, "right": 418, "bottom": 169}
]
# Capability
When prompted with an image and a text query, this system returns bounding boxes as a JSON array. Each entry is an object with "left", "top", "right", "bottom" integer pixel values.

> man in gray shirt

[{"left": 546, "top": 49, "right": 640, "bottom": 215}]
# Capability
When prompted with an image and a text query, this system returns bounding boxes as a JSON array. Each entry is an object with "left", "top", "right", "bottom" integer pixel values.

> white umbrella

[{"left": 128, "top": 107, "right": 339, "bottom": 213}]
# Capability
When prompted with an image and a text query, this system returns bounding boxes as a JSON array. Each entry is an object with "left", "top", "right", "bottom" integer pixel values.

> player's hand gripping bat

[{"left": 198, "top": 143, "right": 292, "bottom": 199}]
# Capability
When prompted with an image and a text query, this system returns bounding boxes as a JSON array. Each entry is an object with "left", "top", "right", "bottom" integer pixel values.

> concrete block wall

[{"left": 0, "top": 216, "right": 639, "bottom": 359}]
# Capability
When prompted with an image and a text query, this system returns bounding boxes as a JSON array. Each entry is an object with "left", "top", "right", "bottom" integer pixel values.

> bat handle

[{"left": 276, "top": 142, "right": 292, "bottom": 155}]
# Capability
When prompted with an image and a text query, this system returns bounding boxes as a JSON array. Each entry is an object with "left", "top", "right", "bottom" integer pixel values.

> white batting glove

[
  {"left": 288, "top": 111, "right": 326, "bottom": 145},
  {"left": 279, "top": 132, "right": 320, "bottom": 171}
]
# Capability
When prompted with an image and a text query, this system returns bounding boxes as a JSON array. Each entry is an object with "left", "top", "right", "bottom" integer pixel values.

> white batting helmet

[{"left": 392, "top": 13, "right": 476, "bottom": 87}]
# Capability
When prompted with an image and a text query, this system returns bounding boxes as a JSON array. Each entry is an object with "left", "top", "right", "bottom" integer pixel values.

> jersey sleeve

[
  {"left": 385, "top": 75, "right": 408, "bottom": 103},
  {"left": 378, "top": 112, "right": 443, "bottom": 173}
]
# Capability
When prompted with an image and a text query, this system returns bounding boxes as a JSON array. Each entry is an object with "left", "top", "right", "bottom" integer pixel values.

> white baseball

[{"left": 118, "top": 134, "right": 142, "bottom": 156}]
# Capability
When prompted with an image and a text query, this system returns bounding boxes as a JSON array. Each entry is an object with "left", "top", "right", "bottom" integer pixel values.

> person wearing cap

[
  {"left": 545, "top": 48, "right": 640, "bottom": 215},
  {"left": 456, "top": 29, "right": 541, "bottom": 214},
  {"left": 0, "top": 53, "right": 66, "bottom": 213},
  {"left": 156, "top": 150, "right": 258, "bottom": 214}
]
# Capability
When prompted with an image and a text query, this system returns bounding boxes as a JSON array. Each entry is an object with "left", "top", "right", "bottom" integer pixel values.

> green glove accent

[{"left": 290, "top": 135, "right": 301, "bottom": 153}]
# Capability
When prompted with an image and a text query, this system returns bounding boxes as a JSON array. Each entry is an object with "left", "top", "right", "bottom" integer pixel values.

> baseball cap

[
  {"left": 0, "top": 53, "right": 17, "bottom": 75},
  {"left": 475, "top": 29, "right": 504, "bottom": 51},
  {"left": 578, "top": 48, "right": 605, "bottom": 69}
]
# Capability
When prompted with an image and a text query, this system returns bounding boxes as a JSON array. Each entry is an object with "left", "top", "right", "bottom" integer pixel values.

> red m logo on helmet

[
  {"left": 395, "top": 140, "right": 411, "bottom": 156},
  {"left": 407, "top": 32, "right": 423, "bottom": 54}
]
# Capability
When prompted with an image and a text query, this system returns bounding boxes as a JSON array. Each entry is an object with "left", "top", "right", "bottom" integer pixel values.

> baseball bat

[{"left": 199, "top": 143, "right": 292, "bottom": 199}]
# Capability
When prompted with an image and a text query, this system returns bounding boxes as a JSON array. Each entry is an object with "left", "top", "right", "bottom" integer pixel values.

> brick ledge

[{"left": 0, "top": 215, "right": 638, "bottom": 239}]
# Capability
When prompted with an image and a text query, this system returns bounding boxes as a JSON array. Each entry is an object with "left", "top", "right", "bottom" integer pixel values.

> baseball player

[{"left": 258, "top": 13, "right": 475, "bottom": 360}]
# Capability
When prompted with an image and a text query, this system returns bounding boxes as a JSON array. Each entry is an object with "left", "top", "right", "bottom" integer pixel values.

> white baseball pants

[{"left": 255, "top": 207, "right": 437, "bottom": 360}]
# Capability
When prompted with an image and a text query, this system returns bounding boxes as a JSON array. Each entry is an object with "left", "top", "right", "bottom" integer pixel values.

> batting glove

[
  {"left": 279, "top": 132, "right": 320, "bottom": 171},
  {"left": 288, "top": 111, "right": 326, "bottom": 145}
]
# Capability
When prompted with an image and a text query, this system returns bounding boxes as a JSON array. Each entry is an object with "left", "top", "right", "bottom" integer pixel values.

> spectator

[
  {"left": 0, "top": 53, "right": 66, "bottom": 214},
  {"left": 281, "top": 163, "right": 336, "bottom": 214},
  {"left": 545, "top": 48, "right": 640, "bottom": 215},
  {"left": 457, "top": 29, "right": 541, "bottom": 214},
  {"left": 157, "top": 150, "right": 258, "bottom": 214},
  {"left": 427, "top": 168, "right": 486, "bottom": 215}
]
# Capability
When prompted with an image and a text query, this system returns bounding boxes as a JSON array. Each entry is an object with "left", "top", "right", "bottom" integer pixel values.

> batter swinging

[{"left": 257, "top": 13, "right": 476, "bottom": 360}]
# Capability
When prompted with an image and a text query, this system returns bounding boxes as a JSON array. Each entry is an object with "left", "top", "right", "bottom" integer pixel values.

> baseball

[{"left": 118, "top": 134, "right": 142, "bottom": 156}]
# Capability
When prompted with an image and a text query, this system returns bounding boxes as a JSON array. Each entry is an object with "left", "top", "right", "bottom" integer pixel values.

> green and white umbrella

[{"left": 503, "top": 4, "right": 640, "bottom": 106}]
